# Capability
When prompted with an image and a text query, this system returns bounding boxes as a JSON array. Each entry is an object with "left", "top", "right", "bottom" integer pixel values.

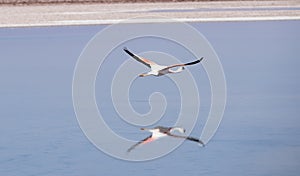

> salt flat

[{"left": 0, "top": 0, "right": 300, "bottom": 27}]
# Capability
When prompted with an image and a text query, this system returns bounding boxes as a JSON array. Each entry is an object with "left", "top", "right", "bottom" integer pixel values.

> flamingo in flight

[
  {"left": 123, "top": 47, "right": 203, "bottom": 77},
  {"left": 127, "top": 126, "right": 205, "bottom": 152}
]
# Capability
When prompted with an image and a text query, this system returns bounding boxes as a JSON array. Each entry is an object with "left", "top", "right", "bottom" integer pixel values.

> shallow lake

[{"left": 0, "top": 20, "right": 299, "bottom": 175}]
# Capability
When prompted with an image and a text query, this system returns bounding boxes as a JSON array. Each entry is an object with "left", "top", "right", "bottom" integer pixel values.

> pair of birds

[{"left": 123, "top": 47, "right": 205, "bottom": 152}]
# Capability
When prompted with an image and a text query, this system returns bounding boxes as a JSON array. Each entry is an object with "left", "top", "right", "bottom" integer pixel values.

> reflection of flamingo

[
  {"left": 123, "top": 47, "right": 203, "bottom": 77},
  {"left": 127, "top": 126, "right": 205, "bottom": 152}
]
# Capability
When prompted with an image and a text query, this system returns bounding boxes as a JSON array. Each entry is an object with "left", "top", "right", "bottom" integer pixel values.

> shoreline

[
  {"left": 0, "top": 1, "right": 299, "bottom": 28},
  {"left": 0, "top": 0, "right": 264, "bottom": 6}
]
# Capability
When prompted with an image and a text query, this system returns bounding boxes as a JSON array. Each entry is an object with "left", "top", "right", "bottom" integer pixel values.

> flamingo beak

[
  {"left": 140, "top": 128, "right": 149, "bottom": 131},
  {"left": 139, "top": 74, "right": 145, "bottom": 77}
]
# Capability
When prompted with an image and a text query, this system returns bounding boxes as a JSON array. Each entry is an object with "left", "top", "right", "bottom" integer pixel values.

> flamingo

[
  {"left": 127, "top": 126, "right": 205, "bottom": 152},
  {"left": 123, "top": 47, "right": 203, "bottom": 77}
]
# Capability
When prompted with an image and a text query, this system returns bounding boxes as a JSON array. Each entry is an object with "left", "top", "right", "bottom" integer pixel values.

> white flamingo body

[{"left": 123, "top": 47, "right": 203, "bottom": 77}]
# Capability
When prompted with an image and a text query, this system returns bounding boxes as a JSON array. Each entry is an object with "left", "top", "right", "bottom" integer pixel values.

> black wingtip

[
  {"left": 195, "top": 138, "right": 205, "bottom": 147},
  {"left": 185, "top": 59, "right": 202, "bottom": 66},
  {"left": 199, "top": 57, "right": 204, "bottom": 62},
  {"left": 127, "top": 146, "right": 134, "bottom": 153},
  {"left": 123, "top": 47, "right": 135, "bottom": 57}
]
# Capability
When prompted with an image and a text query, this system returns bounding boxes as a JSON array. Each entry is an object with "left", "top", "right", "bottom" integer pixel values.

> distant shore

[
  {"left": 0, "top": 0, "right": 292, "bottom": 5},
  {"left": 0, "top": 0, "right": 299, "bottom": 27}
]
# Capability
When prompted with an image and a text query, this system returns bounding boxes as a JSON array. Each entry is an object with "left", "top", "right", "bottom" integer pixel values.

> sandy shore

[{"left": 0, "top": 1, "right": 300, "bottom": 27}]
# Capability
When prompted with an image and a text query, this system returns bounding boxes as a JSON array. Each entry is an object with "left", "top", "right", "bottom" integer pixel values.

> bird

[
  {"left": 123, "top": 47, "right": 203, "bottom": 77},
  {"left": 127, "top": 126, "right": 205, "bottom": 152}
]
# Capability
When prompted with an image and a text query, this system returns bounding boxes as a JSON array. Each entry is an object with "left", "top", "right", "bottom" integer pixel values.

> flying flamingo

[
  {"left": 127, "top": 126, "right": 205, "bottom": 152},
  {"left": 123, "top": 47, "right": 203, "bottom": 77}
]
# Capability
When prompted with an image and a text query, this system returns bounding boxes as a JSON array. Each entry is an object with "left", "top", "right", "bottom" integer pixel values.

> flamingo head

[
  {"left": 139, "top": 73, "right": 147, "bottom": 77},
  {"left": 139, "top": 72, "right": 154, "bottom": 77},
  {"left": 140, "top": 128, "right": 149, "bottom": 131}
]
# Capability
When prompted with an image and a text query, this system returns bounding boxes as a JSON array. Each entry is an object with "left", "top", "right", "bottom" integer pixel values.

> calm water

[{"left": 0, "top": 21, "right": 300, "bottom": 176}]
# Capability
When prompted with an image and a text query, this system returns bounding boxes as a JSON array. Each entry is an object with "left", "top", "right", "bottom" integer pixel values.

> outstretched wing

[
  {"left": 123, "top": 47, "right": 157, "bottom": 68},
  {"left": 164, "top": 57, "right": 204, "bottom": 70},
  {"left": 127, "top": 135, "right": 154, "bottom": 153},
  {"left": 167, "top": 133, "right": 205, "bottom": 147}
]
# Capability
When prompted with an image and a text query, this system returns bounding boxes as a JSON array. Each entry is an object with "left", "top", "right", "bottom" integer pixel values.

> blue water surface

[{"left": 0, "top": 21, "right": 300, "bottom": 176}]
